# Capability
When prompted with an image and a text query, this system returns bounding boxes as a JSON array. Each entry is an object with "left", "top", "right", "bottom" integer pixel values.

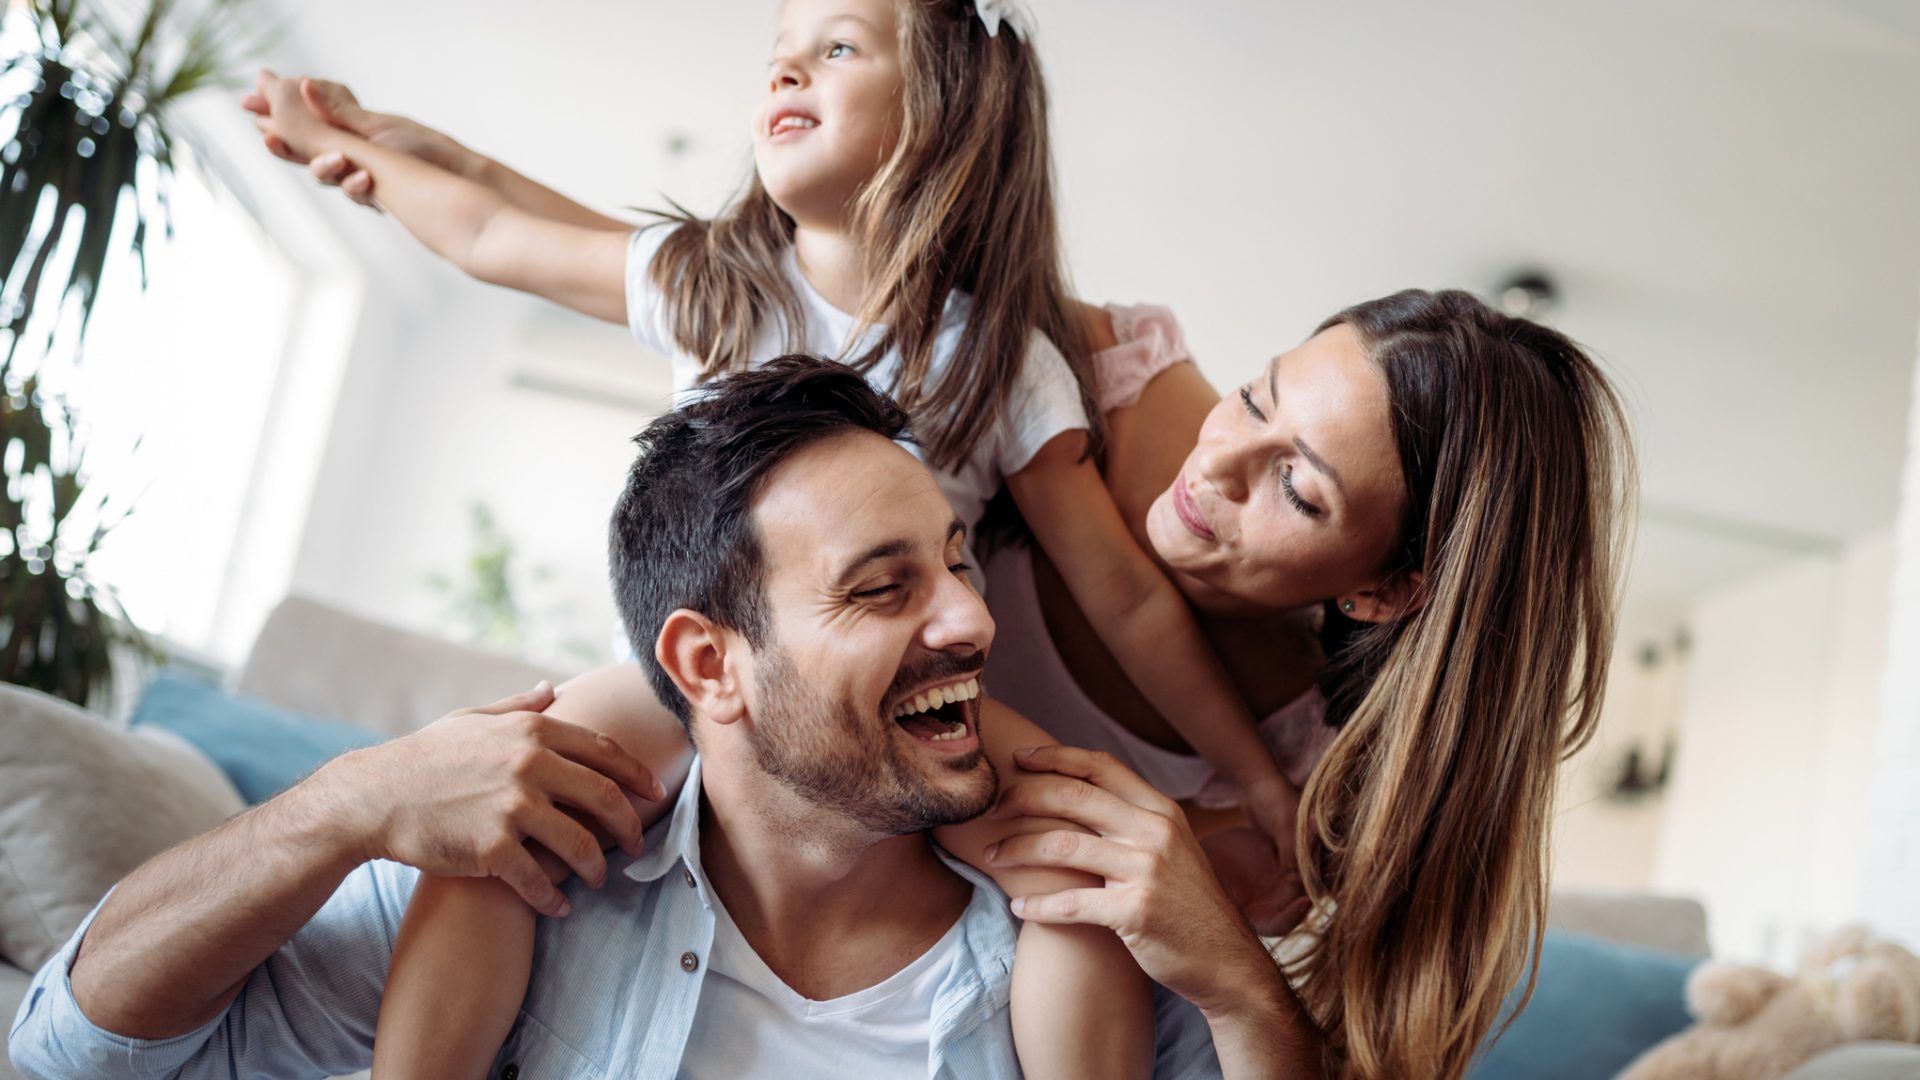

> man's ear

[
  {"left": 655, "top": 609, "right": 747, "bottom": 725},
  {"left": 1339, "top": 570, "right": 1426, "bottom": 624}
]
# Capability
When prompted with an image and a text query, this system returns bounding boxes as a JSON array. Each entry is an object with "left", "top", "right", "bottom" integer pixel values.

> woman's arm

[
  {"left": 983, "top": 744, "right": 1330, "bottom": 1080},
  {"left": 370, "top": 665, "right": 693, "bottom": 1079},
  {"left": 249, "top": 72, "right": 630, "bottom": 323},
  {"left": 1006, "top": 434, "right": 1296, "bottom": 844},
  {"left": 934, "top": 701, "right": 1153, "bottom": 1080}
]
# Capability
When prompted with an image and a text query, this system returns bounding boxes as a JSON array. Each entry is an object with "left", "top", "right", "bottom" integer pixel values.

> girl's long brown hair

[
  {"left": 1294, "top": 290, "right": 1637, "bottom": 1080},
  {"left": 645, "top": 0, "right": 1096, "bottom": 471}
]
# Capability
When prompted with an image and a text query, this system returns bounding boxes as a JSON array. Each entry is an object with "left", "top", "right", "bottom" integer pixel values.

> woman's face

[{"left": 1147, "top": 323, "right": 1411, "bottom": 614}]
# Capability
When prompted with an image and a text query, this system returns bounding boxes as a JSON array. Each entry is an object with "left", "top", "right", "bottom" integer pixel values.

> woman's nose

[{"left": 1194, "top": 433, "right": 1251, "bottom": 504}]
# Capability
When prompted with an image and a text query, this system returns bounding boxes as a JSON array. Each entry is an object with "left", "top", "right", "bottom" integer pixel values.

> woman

[
  {"left": 981, "top": 293, "right": 1634, "bottom": 1079},
  {"left": 269, "top": 89, "right": 1634, "bottom": 1080}
]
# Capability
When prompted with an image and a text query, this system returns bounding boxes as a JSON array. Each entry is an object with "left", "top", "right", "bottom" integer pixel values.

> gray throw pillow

[{"left": 0, "top": 682, "right": 245, "bottom": 971}]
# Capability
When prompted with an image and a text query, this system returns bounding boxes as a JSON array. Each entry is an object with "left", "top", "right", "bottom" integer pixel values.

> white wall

[
  {"left": 1860, "top": 312, "right": 1920, "bottom": 949},
  {"left": 288, "top": 281, "right": 658, "bottom": 669},
  {"left": 1649, "top": 531, "right": 1895, "bottom": 964},
  {"left": 1553, "top": 616, "right": 1688, "bottom": 893}
]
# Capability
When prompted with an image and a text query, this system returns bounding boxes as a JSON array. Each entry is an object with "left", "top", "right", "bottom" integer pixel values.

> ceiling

[{"left": 252, "top": 0, "right": 1920, "bottom": 625}]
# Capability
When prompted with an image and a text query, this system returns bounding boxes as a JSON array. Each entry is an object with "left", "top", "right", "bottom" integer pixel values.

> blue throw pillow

[
  {"left": 132, "top": 674, "right": 385, "bottom": 804},
  {"left": 1468, "top": 931, "right": 1701, "bottom": 1080}
]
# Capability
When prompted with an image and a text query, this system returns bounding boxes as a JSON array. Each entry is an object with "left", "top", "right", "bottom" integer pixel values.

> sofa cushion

[
  {"left": 1469, "top": 931, "right": 1702, "bottom": 1080},
  {"left": 237, "top": 596, "right": 564, "bottom": 738},
  {"left": 1782, "top": 1042, "right": 1920, "bottom": 1079},
  {"left": 0, "top": 683, "right": 245, "bottom": 972},
  {"left": 131, "top": 675, "right": 385, "bottom": 804}
]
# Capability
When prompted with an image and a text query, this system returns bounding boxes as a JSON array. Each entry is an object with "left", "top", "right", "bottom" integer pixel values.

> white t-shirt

[
  {"left": 677, "top": 890, "right": 968, "bottom": 1079},
  {"left": 624, "top": 226, "right": 1089, "bottom": 567}
]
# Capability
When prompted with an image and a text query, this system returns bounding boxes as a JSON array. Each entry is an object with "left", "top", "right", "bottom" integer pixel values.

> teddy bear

[{"left": 1616, "top": 925, "right": 1920, "bottom": 1080}]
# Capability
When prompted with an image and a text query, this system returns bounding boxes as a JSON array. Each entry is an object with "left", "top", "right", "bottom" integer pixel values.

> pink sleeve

[{"left": 1094, "top": 303, "right": 1194, "bottom": 414}]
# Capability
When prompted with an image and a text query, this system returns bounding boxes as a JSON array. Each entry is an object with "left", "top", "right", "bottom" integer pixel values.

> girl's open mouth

[{"left": 769, "top": 109, "right": 821, "bottom": 141}]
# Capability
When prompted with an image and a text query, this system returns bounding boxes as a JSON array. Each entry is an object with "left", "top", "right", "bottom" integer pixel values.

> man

[{"left": 9, "top": 357, "right": 1223, "bottom": 1078}]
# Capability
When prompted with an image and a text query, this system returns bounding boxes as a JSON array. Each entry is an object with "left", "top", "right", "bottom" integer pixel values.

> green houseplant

[{"left": 1, "top": 0, "right": 256, "bottom": 706}]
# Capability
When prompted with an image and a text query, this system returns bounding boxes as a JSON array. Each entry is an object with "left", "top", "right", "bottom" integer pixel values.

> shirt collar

[
  {"left": 624, "top": 754, "right": 710, "bottom": 897},
  {"left": 621, "top": 756, "right": 1017, "bottom": 961}
]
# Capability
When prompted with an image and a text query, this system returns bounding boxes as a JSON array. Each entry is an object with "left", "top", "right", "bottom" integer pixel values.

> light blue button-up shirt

[{"left": 12, "top": 758, "right": 1222, "bottom": 1079}]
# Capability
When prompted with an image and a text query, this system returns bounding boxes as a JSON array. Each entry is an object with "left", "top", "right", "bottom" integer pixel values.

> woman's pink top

[{"left": 982, "top": 305, "right": 1338, "bottom": 806}]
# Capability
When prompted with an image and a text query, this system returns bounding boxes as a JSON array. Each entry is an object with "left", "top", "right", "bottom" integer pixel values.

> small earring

[{"left": 1340, "top": 599, "right": 1356, "bottom": 614}]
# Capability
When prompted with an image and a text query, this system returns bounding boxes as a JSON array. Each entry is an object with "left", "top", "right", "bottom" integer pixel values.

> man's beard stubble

[{"left": 747, "top": 644, "right": 996, "bottom": 836}]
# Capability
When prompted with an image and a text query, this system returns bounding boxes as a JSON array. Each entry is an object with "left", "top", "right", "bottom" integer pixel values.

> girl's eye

[
  {"left": 1280, "top": 465, "right": 1324, "bottom": 518},
  {"left": 1238, "top": 385, "right": 1264, "bottom": 421},
  {"left": 826, "top": 41, "right": 854, "bottom": 58}
]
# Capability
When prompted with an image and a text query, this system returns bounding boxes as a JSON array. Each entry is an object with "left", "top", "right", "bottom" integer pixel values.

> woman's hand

[
  {"left": 241, "top": 73, "right": 472, "bottom": 207},
  {"left": 983, "top": 745, "right": 1328, "bottom": 1076},
  {"left": 983, "top": 745, "right": 1293, "bottom": 1018}
]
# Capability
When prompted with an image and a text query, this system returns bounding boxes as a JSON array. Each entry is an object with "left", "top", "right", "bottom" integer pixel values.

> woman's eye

[
  {"left": 826, "top": 41, "right": 854, "bottom": 58},
  {"left": 1238, "top": 385, "right": 1264, "bottom": 421},
  {"left": 949, "top": 562, "right": 973, "bottom": 577},
  {"left": 1280, "top": 465, "right": 1324, "bottom": 518}
]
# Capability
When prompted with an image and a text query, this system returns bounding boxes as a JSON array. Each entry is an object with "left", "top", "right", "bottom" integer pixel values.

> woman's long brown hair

[
  {"left": 645, "top": 0, "right": 1095, "bottom": 471},
  {"left": 1294, "top": 290, "right": 1637, "bottom": 1080}
]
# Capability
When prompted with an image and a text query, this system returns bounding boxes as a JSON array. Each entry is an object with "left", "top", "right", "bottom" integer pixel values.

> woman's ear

[
  {"left": 1338, "top": 570, "right": 1426, "bottom": 624},
  {"left": 655, "top": 609, "right": 747, "bottom": 725}
]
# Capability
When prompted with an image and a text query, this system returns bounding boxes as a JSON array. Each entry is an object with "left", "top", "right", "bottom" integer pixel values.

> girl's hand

[
  {"left": 982, "top": 745, "right": 1303, "bottom": 1020},
  {"left": 244, "top": 71, "right": 341, "bottom": 169},
  {"left": 1230, "top": 772, "right": 1311, "bottom": 933},
  {"left": 241, "top": 74, "right": 470, "bottom": 207}
]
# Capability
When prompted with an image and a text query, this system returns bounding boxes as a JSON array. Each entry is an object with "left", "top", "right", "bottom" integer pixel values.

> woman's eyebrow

[{"left": 1294, "top": 438, "right": 1346, "bottom": 493}]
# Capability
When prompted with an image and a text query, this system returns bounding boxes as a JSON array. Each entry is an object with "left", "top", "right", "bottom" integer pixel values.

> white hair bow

[{"left": 974, "top": 0, "right": 1032, "bottom": 39}]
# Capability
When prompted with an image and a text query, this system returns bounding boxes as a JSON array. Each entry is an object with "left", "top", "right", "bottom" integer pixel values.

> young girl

[{"left": 248, "top": 1, "right": 1300, "bottom": 1076}]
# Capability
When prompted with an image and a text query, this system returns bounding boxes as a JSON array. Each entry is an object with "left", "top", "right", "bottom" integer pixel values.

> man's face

[{"left": 739, "top": 430, "right": 996, "bottom": 834}]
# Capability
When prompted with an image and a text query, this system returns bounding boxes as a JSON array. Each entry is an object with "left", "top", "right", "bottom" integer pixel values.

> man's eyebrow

[
  {"left": 831, "top": 519, "right": 965, "bottom": 588},
  {"left": 1268, "top": 357, "right": 1346, "bottom": 493}
]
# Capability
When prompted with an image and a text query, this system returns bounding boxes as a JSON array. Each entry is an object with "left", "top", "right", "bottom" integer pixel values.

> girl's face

[
  {"left": 1147, "top": 324, "right": 1411, "bottom": 614},
  {"left": 754, "top": 0, "right": 906, "bottom": 226}
]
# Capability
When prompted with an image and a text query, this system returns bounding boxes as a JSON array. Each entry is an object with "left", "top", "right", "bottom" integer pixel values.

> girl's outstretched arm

[
  {"left": 242, "top": 77, "right": 633, "bottom": 232},
  {"left": 249, "top": 72, "right": 630, "bottom": 323},
  {"left": 371, "top": 664, "right": 693, "bottom": 1079},
  {"left": 934, "top": 700, "right": 1154, "bottom": 1080},
  {"left": 1006, "top": 436, "right": 1301, "bottom": 854}
]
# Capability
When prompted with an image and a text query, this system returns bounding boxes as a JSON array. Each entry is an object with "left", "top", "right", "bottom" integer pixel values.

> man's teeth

[{"left": 891, "top": 676, "right": 981, "bottom": 719}]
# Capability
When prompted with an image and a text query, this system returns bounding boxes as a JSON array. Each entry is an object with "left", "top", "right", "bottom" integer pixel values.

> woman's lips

[{"left": 1172, "top": 475, "right": 1215, "bottom": 541}]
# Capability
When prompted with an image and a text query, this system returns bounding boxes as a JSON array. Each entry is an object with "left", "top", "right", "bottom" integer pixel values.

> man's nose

[{"left": 921, "top": 565, "right": 994, "bottom": 658}]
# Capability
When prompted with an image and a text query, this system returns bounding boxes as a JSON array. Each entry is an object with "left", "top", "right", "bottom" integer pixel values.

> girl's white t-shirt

[
  {"left": 623, "top": 225, "right": 1089, "bottom": 567},
  {"left": 676, "top": 889, "right": 968, "bottom": 1078}
]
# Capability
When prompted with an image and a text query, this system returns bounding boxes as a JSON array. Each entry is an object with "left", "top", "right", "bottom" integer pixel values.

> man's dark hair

[{"left": 610, "top": 355, "right": 913, "bottom": 729}]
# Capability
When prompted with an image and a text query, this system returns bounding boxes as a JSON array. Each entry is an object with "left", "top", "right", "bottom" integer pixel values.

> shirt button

[
  {"left": 500, "top": 1066, "right": 519, "bottom": 1080},
  {"left": 683, "top": 867, "right": 696, "bottom": 888},
  {"left": 681, "top": 950, "right": 700, "bottom": 973}
]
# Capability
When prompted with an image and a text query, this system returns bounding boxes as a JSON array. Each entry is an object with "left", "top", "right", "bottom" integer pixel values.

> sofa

[{"left": 5, "top": 596, "right": 1916, "bottom": 1079}]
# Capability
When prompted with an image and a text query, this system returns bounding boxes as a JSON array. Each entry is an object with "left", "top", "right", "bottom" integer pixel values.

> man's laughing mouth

[{"left": 889, "top": 675, "right": 981, "bottom": 745}]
